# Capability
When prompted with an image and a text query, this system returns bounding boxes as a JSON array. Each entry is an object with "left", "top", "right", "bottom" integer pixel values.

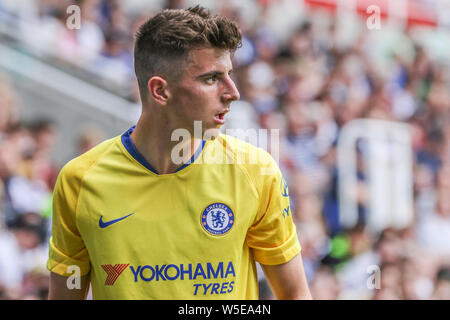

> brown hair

[{"left": 134, "top": 5, "right": 242, "bottom": 100}]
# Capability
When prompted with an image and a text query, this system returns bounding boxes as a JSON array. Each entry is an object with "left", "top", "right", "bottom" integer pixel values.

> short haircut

[{"left": 134, "top": 5, "right": 242, "bottom": 100}]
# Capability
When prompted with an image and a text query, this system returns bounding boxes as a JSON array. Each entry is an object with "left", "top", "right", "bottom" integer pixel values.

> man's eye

[{"left": 205, "top": 75, "right": 218, "bottom": 84}]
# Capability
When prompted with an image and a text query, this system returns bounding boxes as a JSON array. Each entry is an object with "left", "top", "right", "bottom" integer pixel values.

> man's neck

[{"left": 130, "top": 112, "right": 201, "bottom": 175}]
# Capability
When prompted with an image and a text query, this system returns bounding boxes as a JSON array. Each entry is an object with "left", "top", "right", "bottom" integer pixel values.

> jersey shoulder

[
  {"left": 216, "top": 133, "right": 279, "bottom": 173},
  {"left": 215, "top": 134, "right": 282, "bottom": 197},
  {"left": 58, "top": 136, "right": 119, "bottom": 184}
]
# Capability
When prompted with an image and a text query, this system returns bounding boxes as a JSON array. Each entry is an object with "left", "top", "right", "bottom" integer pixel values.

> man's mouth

[{"left": 214, "top": 110, "right": 229, "bottom": 124}]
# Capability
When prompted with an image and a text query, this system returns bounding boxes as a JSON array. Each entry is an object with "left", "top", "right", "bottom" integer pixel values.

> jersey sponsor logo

[
  {"left": 101, "top": 261, "right": 236, "bottom": 295},
  {"left": 101, "top": 263, "right": 130, "bottom": 285},
  {"left": 282, "top": 205, "right": 290, "bottom": 219},
  {"left": 201, "top": 203, "right": 234, "bottom": 235},
  {"left": 129, "top": 261, "right": 236, "bottom": 282},
  {"left": 99, "top": 213, "right": 134, "bottom": 228},
  {"left": 100, "top": 261, "right": 236, "bottom": 285},
  {"left": 281, "top": 177, "right": 289, "bottom": 197}
]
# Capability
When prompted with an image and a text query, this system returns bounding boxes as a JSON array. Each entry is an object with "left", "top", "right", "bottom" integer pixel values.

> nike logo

[{"left": 99, "top": 213, "right": 134, "bottom": 228}]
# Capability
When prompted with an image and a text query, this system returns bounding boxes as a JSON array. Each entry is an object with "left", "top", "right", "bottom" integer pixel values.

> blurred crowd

[
  {"left": 0, "top": 74, "right": 103, "bottom": 299},
  {"left": 1, "top": 0, "right": 450, "bottom": 300},
  {"left": 0, "top": 76, "right": 54, "bottom": 299}
]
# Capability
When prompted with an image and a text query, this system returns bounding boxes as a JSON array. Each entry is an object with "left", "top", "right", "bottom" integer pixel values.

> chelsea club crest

[{"left": 201, "top": 203, "right": 234, "bottom": 236}]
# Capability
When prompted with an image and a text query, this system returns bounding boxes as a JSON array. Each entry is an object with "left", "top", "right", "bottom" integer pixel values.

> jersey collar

[{"left": 121, "top": 125, "right": 206, "bottom": 175}]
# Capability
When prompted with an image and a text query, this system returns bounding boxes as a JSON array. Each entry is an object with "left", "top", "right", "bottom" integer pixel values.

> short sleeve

[
  {"left": 47, "top": 163, "right": 91, "bottom": 276},
  {"left": 246, "top": 152, "right": 301, "bottom": 265}
]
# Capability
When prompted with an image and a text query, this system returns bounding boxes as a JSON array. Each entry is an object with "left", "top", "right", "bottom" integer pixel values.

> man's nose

[{"left": 222, "top": 76, "right": 240, "bottom": 102}]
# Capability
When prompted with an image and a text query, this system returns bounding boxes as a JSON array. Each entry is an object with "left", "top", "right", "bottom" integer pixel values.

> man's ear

[{"left": 147, "top": 76, "right": 170, "bottom": 106}]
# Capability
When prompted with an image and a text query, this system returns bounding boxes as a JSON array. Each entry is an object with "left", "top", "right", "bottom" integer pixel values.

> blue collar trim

[{"left": 121, "top": 125, "right": 205, "bottom": 175}]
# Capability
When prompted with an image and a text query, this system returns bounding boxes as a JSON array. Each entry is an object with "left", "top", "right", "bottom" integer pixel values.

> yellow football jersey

[{"left": 47, "top": 126, "right": 301, "bottom": 299}]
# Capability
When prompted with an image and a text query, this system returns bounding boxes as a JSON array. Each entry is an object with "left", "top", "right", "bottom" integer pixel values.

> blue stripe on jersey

[{"left": 121, "top": 125, "right": 205, "bottom": 174}]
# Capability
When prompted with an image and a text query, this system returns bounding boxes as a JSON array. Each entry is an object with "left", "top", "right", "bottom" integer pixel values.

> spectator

[
  {"left": 416, "top": 166, "right": 450, "bottom": 258},
  {"left": 431, "top": 266, "right": 450, "bottom": 300},
  {"left": 0, "top": 214, "right": 48, "bottom": 299},
  {"left": 309, "top": 266, "right": 341, "bottom": 300}
]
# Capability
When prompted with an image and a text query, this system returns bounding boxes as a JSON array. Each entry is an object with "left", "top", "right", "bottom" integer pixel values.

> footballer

[{"left": 47, "top": 6, "right": 311, "bottom": 300}]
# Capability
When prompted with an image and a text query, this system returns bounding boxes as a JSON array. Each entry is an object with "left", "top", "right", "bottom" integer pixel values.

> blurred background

[{"left": 0, "top": 0, "right": 450, "bottom": 300}]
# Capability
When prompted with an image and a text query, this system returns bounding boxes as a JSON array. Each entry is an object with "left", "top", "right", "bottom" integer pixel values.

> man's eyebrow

[{"left": 197, "top": 69, "right": 233, "bottom": 78}]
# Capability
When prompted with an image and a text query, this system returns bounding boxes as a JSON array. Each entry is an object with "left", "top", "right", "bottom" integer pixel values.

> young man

[{"left": 47, "top": 6, "right": 311, "bottom": 300}]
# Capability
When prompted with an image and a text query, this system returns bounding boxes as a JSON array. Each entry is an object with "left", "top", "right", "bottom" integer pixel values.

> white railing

[{"left": 337, "top": 119, "right": 414, "bottom": 233}]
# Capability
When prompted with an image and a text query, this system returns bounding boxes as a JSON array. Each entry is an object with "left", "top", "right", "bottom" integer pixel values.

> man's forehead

[{"left": 185, "top": 48, "right": 232, "bottom": 72}]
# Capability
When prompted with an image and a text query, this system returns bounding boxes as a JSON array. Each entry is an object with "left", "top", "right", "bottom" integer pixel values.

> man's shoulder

[
  {"left": 217, "top": 134, "right": 273, "bottom": 161},
  {"left": 59, "top": 136, "right": 119, "bottom": 181},
  {"left": 216, "top": 133, "right": 279, "bottom": 176}
]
